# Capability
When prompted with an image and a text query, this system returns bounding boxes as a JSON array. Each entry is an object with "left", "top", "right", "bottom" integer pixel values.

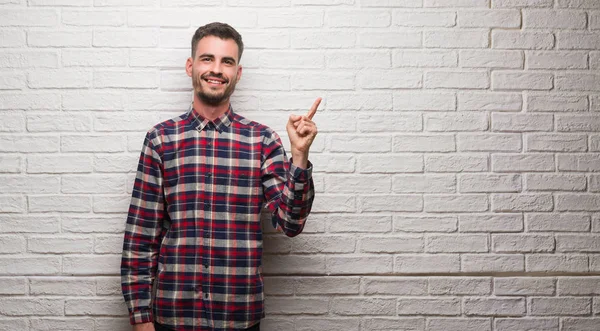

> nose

[{"left": 209, "top": 60, "right": 223, "bottom": 74}]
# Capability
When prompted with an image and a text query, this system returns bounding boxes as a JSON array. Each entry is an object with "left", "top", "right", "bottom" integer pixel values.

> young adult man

[{"left": 121, "top": 22, "right": 319, "bottom": 331}]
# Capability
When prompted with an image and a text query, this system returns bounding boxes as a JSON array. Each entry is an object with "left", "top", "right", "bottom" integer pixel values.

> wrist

[{"left": 291, "top": 150, "right": 308, "bottom": 169}]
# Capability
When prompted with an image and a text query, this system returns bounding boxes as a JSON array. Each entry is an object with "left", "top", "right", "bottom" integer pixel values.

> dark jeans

[{"left": 154, "top": 322, "right": 260, "bottom": 331}]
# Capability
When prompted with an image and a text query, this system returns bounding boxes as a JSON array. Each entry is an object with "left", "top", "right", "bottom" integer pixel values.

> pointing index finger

[{"left": 307, "top": 97, "right": 322, "bottom": 120}]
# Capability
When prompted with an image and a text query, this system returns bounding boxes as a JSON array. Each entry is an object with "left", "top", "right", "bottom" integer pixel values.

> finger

[
  {"left": 306, "top": 97, "right": 322, "bottom": 120},
  {"left": 288, "top": 114, "right": 302, "bottom": 124}
]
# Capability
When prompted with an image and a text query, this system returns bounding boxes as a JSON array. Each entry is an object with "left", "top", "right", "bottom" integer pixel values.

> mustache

[{"left": 200, "top": 72, "right": 229, "bottom": 83}]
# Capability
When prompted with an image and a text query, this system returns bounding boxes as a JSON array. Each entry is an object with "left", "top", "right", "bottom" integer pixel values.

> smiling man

[{"left": 121, "top": 22, "right": 319, "bottom": 331}]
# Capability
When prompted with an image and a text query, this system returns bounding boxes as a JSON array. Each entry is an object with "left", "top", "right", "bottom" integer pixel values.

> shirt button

[
  {"left": 204, "top": 293, "right": 209, "bottom": 299},
  {"left": 206, "top": 173, "right": 212, "bottom": 179}
]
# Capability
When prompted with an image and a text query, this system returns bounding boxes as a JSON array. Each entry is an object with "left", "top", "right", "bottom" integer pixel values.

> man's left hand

[{"left": 286, "top": 97, "right": 321, "bottom": 169}]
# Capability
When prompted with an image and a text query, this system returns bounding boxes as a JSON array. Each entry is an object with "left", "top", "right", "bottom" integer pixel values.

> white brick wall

[{"left": 1, "top": 0, "right": 599, "bottom": 330}]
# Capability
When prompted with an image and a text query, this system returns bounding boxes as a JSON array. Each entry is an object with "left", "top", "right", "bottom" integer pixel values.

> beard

[{"left": 192, "top": 70, "right": 238, "bottom": 106}]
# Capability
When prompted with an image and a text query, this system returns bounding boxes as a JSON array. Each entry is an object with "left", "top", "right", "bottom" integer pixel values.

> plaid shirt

[{"left": 121, "top": 106, "right": 314, "bottom": 330}]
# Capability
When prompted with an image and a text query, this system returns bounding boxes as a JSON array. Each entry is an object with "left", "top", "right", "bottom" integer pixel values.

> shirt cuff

[
  {"left": 130, "top": 308, "right": 153, "bottom": 325},
  {"left": 289, "top": 160, "right": 312, "bottom": 183}
]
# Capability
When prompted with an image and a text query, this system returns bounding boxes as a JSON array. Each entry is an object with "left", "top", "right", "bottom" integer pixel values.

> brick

[
  {"left": 27, "top": 113, "right": 91, "bottom": 132},
  {"left": 327, "top": 256, "right": 393, "bottom": 274},
  {"left": 526, "top": 254, "right": 588, "bottom": 272},
  {"left": 492, "top": 31, "right": 554, "bottom": 49},
  {"left": 27, "top": 30, "right": 91, "bottom": 47},
  {"left": 311, "top": 195, "right": 355, "bottom": 213},
  {"left": 459, "top": 214, "right": 524, "bottom": 232},
  {"left": 29, "top": 235, "right": 93, "bottom": 254},
  {"left": 592, "top": 51, "right": 600, "bottom": 69},
  {"left": 527, "top": 51, "right": 588, "bottom": 69},
  {"left": 0, "top": 257, "right": 60, "bottom": 275},
  {"left": 0, "top": 156, "right": 21, "bottom": 173},
  {"left": 558, "top": 154, "right": 600, "bottom": 171},
  {"left": 0, "top": 112, "right": 24, "bottom": 132},
  {"left": 331, "top": 135, "right": 391, "bottom": 153},
  {"left": 392, "top": 215, "right": 456, "bottom": 233},
  {"left": 558, "top": 114, "right": 600, "bottom": 132},
  {"left": 331, "top": 298, "right": 396, "bottom": 315},
  {"left": 561, "top": 318, "right": 600, "bottom": 331},
  {"left": 557, "top": 74, "right": 600, "bottom": 92},
  {"left": 30, "top": 319, "right": 95, "bottom": 331},
  {"left": 426, "top": 234, "right": 488, "bottom": 253},
  {"left": 457, "top": 133, "right": 522, "bottom": 152},
  {"left": 425, "top": 194, "right": 488, "bottom": 212},
  {"left": 398, "top": 298, "right": 461, "bottom": 316},
  {"left": 526, "top": 174, "right": 586, "bottom": 191},
  {"left": 492, "top": 193, "right": 553, "bottom": 212},
  {"left": 0, "top": 278, "right": 26, "bottom": 295},
  {"left": 358, "top": 69, "right": 421, "bottom": 89},
  {"left": 493, "top": 72, "right": 553, "bottom": 91},
  {"left": 363, "top": 318, "right": 425, "bottom": 330},
  {"left": 360, "top": 236, "right": 423, "bottom": 253},
  {"left": 65, "top": 298, "right": 127, "bottom": 316},
  {"left": 460, "top": 50, "right": 523, "bottom": 69},
  {"left": 0, "top": 30, "right": 26, "bottom": 47},
  {"left": 425, "top": 154, "right": 489, "bottom": 172},
  {"left": 127, "top": 10, "right": 190, "bottom": 28},
  {"left": 428, "top": 318, "right": 492, "bottom": 331},
  {"left": 62, "top": 91, "right": 126, "bottom": 111},
  {"left": 27, "top": 155, "right": 92, "bottom": 174},
  {"left": 0, "top": 195, "right": 25, "bottom": 213},
  {"left": 293, "top": 72, "right": 354, "bottom": 91},
  {"left": 464, "top": 297, "right": 526, "bottom": 316},
  {"left": 357, "top": 113, "right": 421, "bottom": 133},
  {"left": 493, "top": 154, "right": 555, "bottom": 172},
  {"left": 526, "top": 213, "right": 590, "bottom": 232},
  {"left": 93, "top": 29, "right": 158, "bottom": 47},
  {"left": 495, "top": 277, "right": 556, "bottom": 296},
  {"left": 559, "top": 277, "right": 600, "bottom": 295},
  {"left": 295, "top": 277, "right": 359, "bottom": 295},
  {"left": 0, "top": 51, "right": 58, "bottom": 68},
  {"left": 462, "top": 254, "right": 525, "bottom": 272},
  {"left": 0, "top": 9, "right": 58, "bottom": 26},
  {"left": 494, "top": 0, "right": 553, "bottom": 7},
  {"left": 360, "top": 195, "right": 423, "bottom": 212},
  {"left": 263, "top": 255, "right": 325, "bottom": 275},
  {"left": 63, "top": 255, "right": 120, "bottom": 275},
  {"left": 29, "top": 195, "right": 91, "bottom": 213},
  {"left": 295, "top": 319, "right": 360, "bottom": 331},
  {"left": 495, "top": 318, "right": 558, "bottom": 331},
  {"left": 28, "top": 69, "right": 91, "bottom": 89},
  {"left": 93, "top": 195, "right": 129, "bottom": 213},
  {"left": 558, "top": 0, "right": 600, "bottom": 7},
  {"left": 526, "top": 93, "right": 588, "bottom": 112},
  {"left": 395, "top": 254, "right": 460, "bottom": 273},
  {"left": 327, "top": 10, "right": 390, "bottom": 27},
  {"left": 458, "top": 92, "right": 522, "bottom": 111},
  {"left": 29, "top": 277, "right": 95, "bottom": 296},
  {"left": 394, "top": 134, "right": 455, "bottom": 152},
  {"left": 0, "top": 136, "right": 59, "bottom": 153},
  {"left": 327, "top": 92, "right": 392, "bottom": 111},
  {"left": 94, "top": 70, "right": 158, "bottom": 89},
  {"left": 527, "top": 133, "right": 587, "bottom": 152},
  {"left": 61, "top": 135, "right": 125, "bottom": 152},
  {"left": 426, "top": 0, "right": 489, "bottom": 6},
  {"left": 326, "top": 214, "right": 391, "bottom": 233},
  {"left": 591, "top": 175, "right": 600, "bottom": 191},
  {"left": 0, "top": 236, "right": 24, "bottom": 254},
  {"left": 425, "top": 30, "right": 489, "bottom": 48},
  {"left": 359, "top": 31, "right": 422, "bottom": 48},
  {"left": 427, "top": 113, "right": 488, "bottom": 132},
  {"left": 459, "top": 174, "right": 521, "bottom": 193},
  {"left": 360, "top": 0, "right": 422, "bottom": 6},
  {"left": 0, "top": 299, "right": 63, "bottom": 316},
  {"left": 426, "top": 70, "right": 490, "bottom": 89},
  {"left": 530, "top": 297, "right": 591, "bottom": 316},
  {"left": 62, "top": 215, "right": 125, "bottom": 233},
  {"left": 259, "top": 10, "right": 323, "bottom": 28},
  {"left": 556, "top": 235, "right": 600, "bottom": 252},
  {"left": 0, "top": 215, "right": 59, "bottom": 233},
  {"left": 0, "top": 72, "right": 24, "bottom": 90},
  {"left": 394, "top": 175, "right": 455, "bottom": 193},
  {"left": 291, "top": 235, "right": 356, "bottom": 254},
  {"left": 394, "top": 91, "right": 456, "bottom": 111},
  {"left": 429, "top": 277, "right": 491, "bottom": 295},
  {"left": 524, "top": 9, "right": 586, "bottom": 28},
  {"left": 393, "top": 10, "right": 456, "bottom": 27},
  {"left": 257, "top": 50, "right": 324, "bottom": 69},
  {"left": 362, "top": 277, "right": 427, "bottom": 295},
  {"left": 1, "top": 175, "right": 59, "bottom": 194},
  {"left": 558, "top": 32, "right": 600, "bottom": 49},
  {"left": 556, "top": 194, "right": 600, "bottom": 212},
  {"left": 309, "top": 154, "right": 355, "bottom": 173},
  {"left": 327, "top": 175, "right": 391, "bottom": 194},
  {"left": 492, "top": 234, "right": 554, "bottom": 253},
  {"left": 458, "top": 9, "right": 520, "bottom": 28},
  {"left": 291, "top": 31, "right": 355, "bottom": 49},
  {"left": 326, "top": 50, "right": 389, "bottom": 69},
  {"left": 393, "top": 50, "right": 458, "bottom": 68}
]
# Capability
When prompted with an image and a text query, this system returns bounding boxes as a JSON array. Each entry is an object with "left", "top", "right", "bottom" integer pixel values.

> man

[{"left": 121, "top": 22, "right": 319, "bottom": 331}]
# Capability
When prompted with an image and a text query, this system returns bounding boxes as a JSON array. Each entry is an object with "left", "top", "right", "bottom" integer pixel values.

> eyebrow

[{"left": 198, "top": 53, "right": 237, "bottom": 64}]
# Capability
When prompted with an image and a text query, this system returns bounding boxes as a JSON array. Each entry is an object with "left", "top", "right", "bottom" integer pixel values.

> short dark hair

[{"left": 191, "top": 22, "right": 244, "bottom": 62}]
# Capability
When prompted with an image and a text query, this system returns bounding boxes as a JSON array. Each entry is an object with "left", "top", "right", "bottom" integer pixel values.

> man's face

[{"left": 187, "top": 35, "right": 242, "bottom": 106}]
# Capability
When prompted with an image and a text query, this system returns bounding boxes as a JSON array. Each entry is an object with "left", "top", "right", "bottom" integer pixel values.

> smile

[{"left": 204, "top": 78, "right": 226, "bottom": 85}]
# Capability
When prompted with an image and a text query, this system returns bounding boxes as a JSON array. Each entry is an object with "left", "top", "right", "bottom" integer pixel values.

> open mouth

[{"left": 203, "top": 77, "right": 227, "bottom": 85}]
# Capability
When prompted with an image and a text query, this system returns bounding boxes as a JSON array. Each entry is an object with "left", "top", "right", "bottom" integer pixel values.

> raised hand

[{"left": 286, "top": 97, "right": 321, "bottom": 169}]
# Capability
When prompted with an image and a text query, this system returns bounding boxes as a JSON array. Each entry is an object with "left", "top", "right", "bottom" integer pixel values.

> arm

[
  {"left": 261, "top": 131, "right": 315, "bottom": 237},
  {"left": 121, "top": 130, "right": 165, "bottom": 325}
]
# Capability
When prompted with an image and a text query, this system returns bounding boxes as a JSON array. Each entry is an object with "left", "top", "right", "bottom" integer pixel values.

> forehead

[{"left": 195, "top": 35, "right": 239, "bottom": 60}]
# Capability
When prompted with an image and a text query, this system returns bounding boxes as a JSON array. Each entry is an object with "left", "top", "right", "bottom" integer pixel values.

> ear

[
  {"left": 236, "top": 65, "right": 243, "bottom": 82},
  {"left": 185, "top": 57, "right": 193, "bottom": 77}
]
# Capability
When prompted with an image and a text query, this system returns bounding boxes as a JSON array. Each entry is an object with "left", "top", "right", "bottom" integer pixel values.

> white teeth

[{"left": 207, "top": 79, "right": 224, "bottom": 84}]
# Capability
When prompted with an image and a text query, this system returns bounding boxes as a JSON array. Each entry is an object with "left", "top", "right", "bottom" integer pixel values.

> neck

[{"left": 192, "top": 95, "right": 230, "bottom": 121}]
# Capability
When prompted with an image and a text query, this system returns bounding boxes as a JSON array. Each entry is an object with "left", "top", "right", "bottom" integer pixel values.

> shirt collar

[{"left": 188, "top": 103, "right": 234, "bottom": 132}]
